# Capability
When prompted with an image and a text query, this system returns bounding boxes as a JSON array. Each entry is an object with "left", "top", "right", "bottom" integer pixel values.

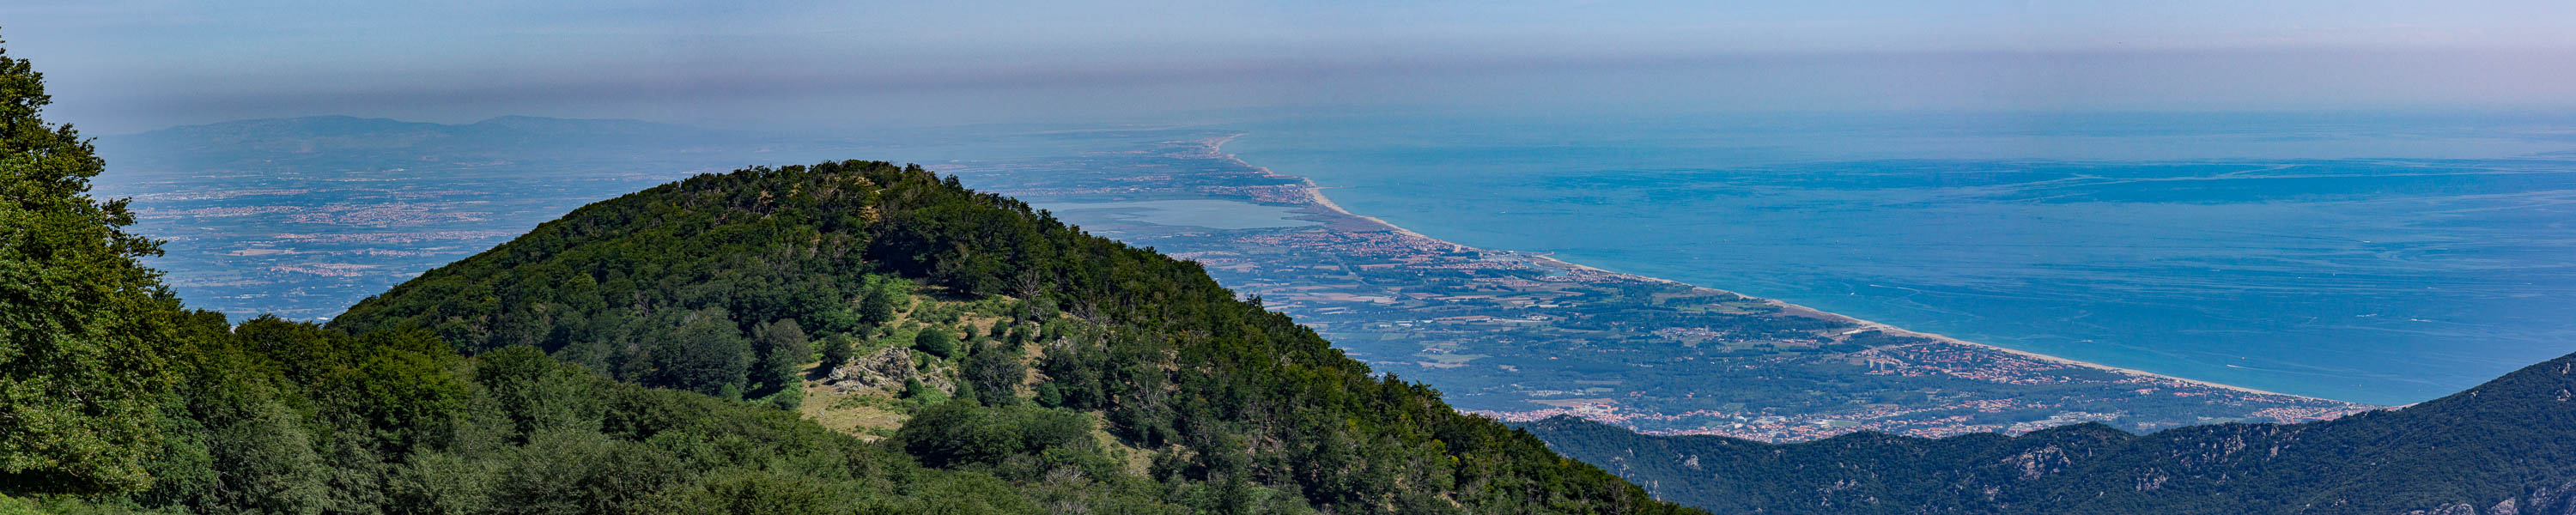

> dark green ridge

[{"left": 1522, "top": 352, "right": 2576, "bottom": 514}]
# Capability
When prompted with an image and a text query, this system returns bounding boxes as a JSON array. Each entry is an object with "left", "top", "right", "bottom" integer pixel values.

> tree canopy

[
  {"left": 0, "top": 35, "right": 184, "bottom": 494},
  {"left": 328, "top": 161, "right": 1694, "bottom": 514}
]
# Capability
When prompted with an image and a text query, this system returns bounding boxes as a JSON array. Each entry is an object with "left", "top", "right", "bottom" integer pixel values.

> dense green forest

[
  {"left": 1523, "top": 352, "right": 2576, "bottom": 514},
  {"left": 0, "top": 42, "right": 1691, "bottom": 513},
  {"left": 315, "top": 161, "right": 1689, "bottom": 514}
]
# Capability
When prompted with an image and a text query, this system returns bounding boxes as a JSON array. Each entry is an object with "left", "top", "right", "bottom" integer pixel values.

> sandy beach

[{"left": 1215, "top": 135, "right": 2318, "bottom": 402}]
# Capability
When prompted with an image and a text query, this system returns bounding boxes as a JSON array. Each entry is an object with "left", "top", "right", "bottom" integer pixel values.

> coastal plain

[
  {"left": 942, "top": 132, "right": 2370, "bottom": 439},
  {"left": 100, "top": 118, "right": 2371, "bottom": 442}
]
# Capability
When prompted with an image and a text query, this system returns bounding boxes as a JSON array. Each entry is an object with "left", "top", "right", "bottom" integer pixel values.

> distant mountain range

[
  {"left": 1522, "top": 352, "right": 2576, "bottom": 514},
  {"left": 104, "top": 115, "right": 782, "bottom": 173}
]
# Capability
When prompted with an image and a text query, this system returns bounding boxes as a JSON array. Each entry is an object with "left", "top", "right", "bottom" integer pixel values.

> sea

[{"left": 1221, "top": 110, "right": 2576, "bottom": 405}]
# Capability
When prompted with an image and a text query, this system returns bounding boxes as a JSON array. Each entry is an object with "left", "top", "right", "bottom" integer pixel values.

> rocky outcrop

[{"left": 823, "top": 346, "right": 951, "bottom": 394}]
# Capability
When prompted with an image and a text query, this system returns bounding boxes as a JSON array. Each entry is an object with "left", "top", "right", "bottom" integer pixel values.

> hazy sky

[{"left": 8, "top": 0, "right": 2574, "bottom": 132}]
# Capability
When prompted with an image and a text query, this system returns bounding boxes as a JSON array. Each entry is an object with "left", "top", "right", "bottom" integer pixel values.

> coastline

[{"left": 1212, "top": 134, "right": 2323, "bottom": 402}]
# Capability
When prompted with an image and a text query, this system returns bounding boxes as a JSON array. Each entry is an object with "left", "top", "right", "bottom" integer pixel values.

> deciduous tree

[{"left": 0, "top": 37, "right": 180, "bottom": 494}]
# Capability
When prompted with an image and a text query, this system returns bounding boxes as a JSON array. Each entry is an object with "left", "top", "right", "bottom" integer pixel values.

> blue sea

[{"left": 1223, "top": 111, "right": 2576, "bottom": 405}]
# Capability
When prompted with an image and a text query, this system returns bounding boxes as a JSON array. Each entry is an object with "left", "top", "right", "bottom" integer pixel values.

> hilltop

[{"left": 328, "top": 161, "right": 1692, "bottom": 513}]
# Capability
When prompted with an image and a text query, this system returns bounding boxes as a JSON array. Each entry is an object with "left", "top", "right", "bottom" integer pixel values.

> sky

[{"left": 6, "top": 0, "right": 2575, "bottom": 133}]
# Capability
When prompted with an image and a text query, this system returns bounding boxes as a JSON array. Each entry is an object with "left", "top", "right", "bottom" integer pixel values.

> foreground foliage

[{"left": 0, "top": 39, "right": 180, "bottom": 494}]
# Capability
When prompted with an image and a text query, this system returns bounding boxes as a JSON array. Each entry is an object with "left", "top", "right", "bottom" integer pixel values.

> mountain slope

[
  {"left": 326, "top": 161, "right": 1694, "bottom": 514},
  {"left": 1523, "top": 352, "right": 2576, "bottom": 514}
]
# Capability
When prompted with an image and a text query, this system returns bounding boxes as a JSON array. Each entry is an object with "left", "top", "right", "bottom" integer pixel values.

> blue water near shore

[{"left": 1224, "top": 111, "right": 2576, "bottom": 405}]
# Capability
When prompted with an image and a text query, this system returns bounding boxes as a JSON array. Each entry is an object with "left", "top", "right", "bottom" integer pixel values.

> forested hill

[
  {"left": 1523, "top": 351, "right": 2576, "bottom": 514},
  {"left": 319, "top": 161, "right": 1692, "bottom": 514},
  {"left": 4, "top": 37, "right": 1682, "bottom": 512}
]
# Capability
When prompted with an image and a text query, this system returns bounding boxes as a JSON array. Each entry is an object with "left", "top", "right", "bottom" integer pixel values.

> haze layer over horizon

[{"left": 8, "top": 1, "right": 2575, "bottom": 133}]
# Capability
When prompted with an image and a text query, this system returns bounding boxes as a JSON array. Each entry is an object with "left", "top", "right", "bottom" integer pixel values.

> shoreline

[{"left": 1209, "top": 133, "right": 2327, "bottom": 403}]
